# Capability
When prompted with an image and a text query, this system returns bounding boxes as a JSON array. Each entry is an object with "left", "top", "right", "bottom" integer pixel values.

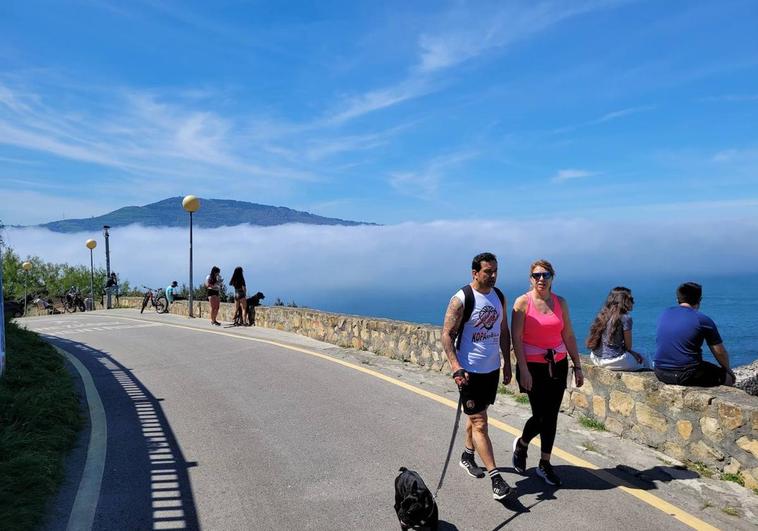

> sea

[{"left": 291, "top": 274, "right": 758, "bottom": 369}]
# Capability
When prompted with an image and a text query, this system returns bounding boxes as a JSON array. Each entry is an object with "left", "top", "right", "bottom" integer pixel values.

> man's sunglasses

[{"left": 531, "top": 272, "right": 553, "bottom": 280}]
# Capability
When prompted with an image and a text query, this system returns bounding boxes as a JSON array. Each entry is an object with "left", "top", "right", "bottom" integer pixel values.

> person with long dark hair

[
  {"left": 511, "top": 259, "right": 583, "bottom": 488},
  {"left": 229, "top": 266, "right": 248, "bottom": 326},
  {"left": 206, "top": 266, "right": 222, "bottom": 326},
  {"left": 587, "top": 287, "right": 649, "bottom": 371}
]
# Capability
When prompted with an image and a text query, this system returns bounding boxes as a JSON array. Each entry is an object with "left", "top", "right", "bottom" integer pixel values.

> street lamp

[
  {"left": 182, "top": 195, "right": 200, "bottom": 318},
  {"left": 22, "top": 261, "right": 32, "bottom": 316},
  {"left": 85, "top": 239, "right": 97, "bottom": 311},
  {"left": 103, "top": 225, "right": 111, "bottom": 308}
]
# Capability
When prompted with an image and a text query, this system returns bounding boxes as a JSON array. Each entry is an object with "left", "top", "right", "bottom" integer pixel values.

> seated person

[
  {"left": 587, "top": 286, "right": 650, "bottom": 371},
  {"left": 654, "top": 282, "right": 735, "bottom": 387},
  {"left": 165, "top": 281, "right": 178, "bottom": 304}
]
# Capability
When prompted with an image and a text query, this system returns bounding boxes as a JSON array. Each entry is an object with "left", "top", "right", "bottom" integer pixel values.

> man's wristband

[{"left": 573, "top": 366, "right": 583, "bottom": 371}]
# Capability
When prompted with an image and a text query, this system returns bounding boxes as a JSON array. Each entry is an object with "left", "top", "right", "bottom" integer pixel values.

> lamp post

[
  {"left": 22, "top": 261, "right": 32, "bottom": 316},
  {"left": 103, "top": 225, "right": 111, "bottom": 308},
  {"left": 182, "top": 195, "right": 200, "bottom": 317},
  {"left": 85, "top": 239, "right": 97, "bottom": 311}
]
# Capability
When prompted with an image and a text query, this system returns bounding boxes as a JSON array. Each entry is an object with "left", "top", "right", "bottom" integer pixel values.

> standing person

[
  {"left": 511, "top": 259, "right": 583, "bottom": 487},
  {"left": 206, "top": 266, "right": 222, "bottom": 326},
  {"left": 229, "top": 266, "right": 248, "bottom": 326},
  {"left": 105, "top": 272, "right": 119, "bottom": 308},
  {"left": 654, "top": 282, "right": 735, "bottom": 387},
  {"left": 441, "top": 252, "right": 515, "bottom": 501},
  {"left": 587, "top": 287, "right": 650, "bottom": 371}
]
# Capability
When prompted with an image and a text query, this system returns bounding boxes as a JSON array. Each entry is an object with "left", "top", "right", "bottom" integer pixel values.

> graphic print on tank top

[{"left": 472, "top": 304, "right": 499, "bottom": 343}]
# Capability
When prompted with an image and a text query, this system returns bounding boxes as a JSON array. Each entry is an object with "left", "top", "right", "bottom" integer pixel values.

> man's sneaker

[
  {"left": 537, "top": 460, "right": 562, "bottom": 487},
  {"left": 491, "top": 475, "right": 515, "bottom": 500},
  {"left": 459, "top": 455, "right": 485, "bottom": 478},
  {"left": 512, "top": 438, "right": 527, "bottom": 474}
]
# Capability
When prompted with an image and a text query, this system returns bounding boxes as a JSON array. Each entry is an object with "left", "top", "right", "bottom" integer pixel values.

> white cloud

[
  {"left": 551, "top": 168, "right": 596, "bottom": 182},
  {"left": 389, "top": 150, "right": 478, "bottom": 198},
  {"left": 417, "top": 1, "right": 621, "bottom": 73},
  {"left": 4, "top": 212, "right": 757, "bottom": 310}
]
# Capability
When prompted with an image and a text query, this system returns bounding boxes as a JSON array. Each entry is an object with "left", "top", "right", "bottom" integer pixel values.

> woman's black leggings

[{"left": 517, "top": 357, "right": 568, "bottom": 455}]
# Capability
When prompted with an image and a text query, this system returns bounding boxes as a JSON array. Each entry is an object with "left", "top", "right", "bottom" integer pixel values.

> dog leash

[{"left": 432, "top": 394, "right": 463, "bottom": 500}]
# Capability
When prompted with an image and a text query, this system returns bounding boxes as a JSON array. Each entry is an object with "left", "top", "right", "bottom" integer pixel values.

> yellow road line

[{"left": 90, "top": 313, "right": 718, "bottom": 531}]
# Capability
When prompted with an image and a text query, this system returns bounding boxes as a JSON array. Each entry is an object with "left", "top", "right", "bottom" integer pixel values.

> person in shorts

[
  {"left": 654, "top": 282, "right": 735, "bottom": 387},
  {"left": 229, "top": 266, "right": 249, "bottom": 326},
  {"left": 441, "top": 252, "right": 515, "bottom": 501},
  {"left": 206, "top": 266, "right": 222, "bottom": 326}
]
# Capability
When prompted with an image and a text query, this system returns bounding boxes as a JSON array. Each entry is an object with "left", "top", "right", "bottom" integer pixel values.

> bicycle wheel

[
  {"left": 62, "top": 297, "right": 71, "bottom": 313},
  {"left": 155, "top": 296, "right": 168, "bottom": 314},
  {"left": 140, "top": 294, "right": 150, "bottom": 314}
]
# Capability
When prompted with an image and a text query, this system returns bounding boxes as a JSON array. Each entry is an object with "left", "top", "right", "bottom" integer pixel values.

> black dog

[
  {"left": 233, "top": 292, "right": 265, "bottom": 326},
  {"left": 394, "top": 467, "right": 438, "bottom": 530}
]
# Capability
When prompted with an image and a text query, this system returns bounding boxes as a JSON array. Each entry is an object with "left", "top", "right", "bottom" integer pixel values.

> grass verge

[
  {"left": 578, "top": 415, "right": 606, "bottom": 431},
  {"left": 720, "top": 472, "right": 745, "bottom": 487},
  {"left": 0, "top": 320, "right": 83, "bottom": 530}
]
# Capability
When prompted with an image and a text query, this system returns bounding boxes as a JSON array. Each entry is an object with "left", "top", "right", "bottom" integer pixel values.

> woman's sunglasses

[{"left": 531, "top": 272, "right": 553, "bottom": 280}]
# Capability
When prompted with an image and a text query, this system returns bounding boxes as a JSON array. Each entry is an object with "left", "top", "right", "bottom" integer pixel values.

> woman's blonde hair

[{"left": 530, "top": 259, "right": 555, "bottom": 276}]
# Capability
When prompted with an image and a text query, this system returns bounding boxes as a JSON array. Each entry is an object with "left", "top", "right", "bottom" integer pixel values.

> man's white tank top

[{"left": 454, "top": 287, "right": 503, "bottom": 373}]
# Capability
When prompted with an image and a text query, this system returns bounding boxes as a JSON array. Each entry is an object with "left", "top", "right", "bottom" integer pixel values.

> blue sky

[{"left": 1, "top": 0, "right": 757, "bottom": 225}]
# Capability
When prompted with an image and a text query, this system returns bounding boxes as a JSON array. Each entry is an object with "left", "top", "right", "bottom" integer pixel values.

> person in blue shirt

[
  {"left": 654, "top": 282, "right": 735, "bottom": 387},
  {"left": 165, "top": 281, "right": 178, "bottom": 304}
]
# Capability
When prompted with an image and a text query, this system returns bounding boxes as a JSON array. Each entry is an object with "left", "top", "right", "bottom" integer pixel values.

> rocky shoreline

[{"left": 735, "top": 359, "right": 758, "bottom": 396}]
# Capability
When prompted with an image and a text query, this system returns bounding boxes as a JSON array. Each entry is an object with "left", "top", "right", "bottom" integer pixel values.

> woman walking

[
  {"left": 229, "top": 266, "right": 248, "bottom": 326},
  {"left": 206, "top": 266, "right": 222, "bottom": 326},
  {"left": 511, "top": 259, "right": 583, "bottom": 487},
  {"left": 587, "top": 287, "right": 650, "bottom": 371}
]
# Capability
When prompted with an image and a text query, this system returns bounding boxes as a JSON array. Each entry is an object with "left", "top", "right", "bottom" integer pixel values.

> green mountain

[{"left": 37, "top": 197, "right": 375, "bottom": 232}]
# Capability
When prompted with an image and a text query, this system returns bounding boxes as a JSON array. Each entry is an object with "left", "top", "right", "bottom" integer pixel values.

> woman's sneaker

[
  {"left": 491, "top": 475, "right": 515, "bottom": 500},
  {"left": 512, "top": 438, "right": 527, "bottom": 474},
  {"left": 459, "top": 453, "right": 485, "bottom": 478},
  {"left": 537, "top": 460, "right": 562, "bottom": 487}
]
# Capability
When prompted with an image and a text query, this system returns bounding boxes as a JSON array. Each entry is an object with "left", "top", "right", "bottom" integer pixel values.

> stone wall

[{"left": 118, "top": 296, "right": 758, "bottom": 485}]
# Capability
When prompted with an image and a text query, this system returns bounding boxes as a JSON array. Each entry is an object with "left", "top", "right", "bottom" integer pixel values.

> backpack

[{"left": 455, "top": 284, "right": 505, "bottom": 351}]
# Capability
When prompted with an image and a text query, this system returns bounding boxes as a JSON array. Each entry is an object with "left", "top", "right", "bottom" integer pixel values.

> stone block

[
  {"left": 723, "top": 457, "right": 742, "bottom": 475},
  {"left": 699, "top": 417, "right": 724, "bottom": 442},
  {"left": 676, "top": 420, "right": 693, "bottom": 441},
  {"left": 689, "top": 440, "right": 725, "bottom": 462},
  {"left": 609, "top": 391, "right": 634, "bottom": 417},
  {"left": 753, "top": 410, "right": 758, "bottom": 432},
  {"left": 605, "top": 417, "right": 624, "bottom": 435},
  {"left": 717, "top": 402, "right": 744, "bottom": 431},
  {"left": 592, "top": 395, "right": 606, "bottom": 418},
  {"left": 636, "top": 403, "right": 668, "bottom": 433},
  {"left": 683, "top": 390, "right": 714, "bottom": 412},
  {"left": 649, "top": 386, "right": 684, "bottom": 410},
  {"left": 351, "top": 337, "right": 363, "bottom": 350},
  {"left": 578, "top": 378, "right": 593, "bottom": 395},
  {"left": 572, "top": 392, "right": 589, "bottom": 410},
  {"left": 621, "top": 373, "right": 648, "bottom": 392},
  {"left": 594, "top": 368, "right": 621, "bottom": 386},
  {"left": 662, "top": 441, "right": 686, "bottom": 461},
  {"left": 744, "top": 469, "right": 758, "bottom": 490},
  {"left": 736, "top": 437, "right": 758, "bottom": 459}
]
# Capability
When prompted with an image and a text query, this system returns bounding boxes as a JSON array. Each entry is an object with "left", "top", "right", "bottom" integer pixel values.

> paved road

[{"left": 20, "top": 310, "right": 754, "bottom": 530}]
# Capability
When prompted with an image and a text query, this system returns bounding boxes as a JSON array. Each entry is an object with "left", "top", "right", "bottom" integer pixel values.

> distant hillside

[{"left": 36, "top": 197, "right": 375, "bottom": 233}]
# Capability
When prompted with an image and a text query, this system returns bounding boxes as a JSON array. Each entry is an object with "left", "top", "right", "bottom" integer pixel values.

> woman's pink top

[{"left": 522, "top": 292, "right": 567, "bottom": 364}]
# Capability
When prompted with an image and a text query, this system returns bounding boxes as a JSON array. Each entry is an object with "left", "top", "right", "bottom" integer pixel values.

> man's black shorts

[
  {"left": 655, "top": 361, "right": 727, "bottom": 387},
  {"left": 460, "top": 369, "right": 500, "bottom": 415}
]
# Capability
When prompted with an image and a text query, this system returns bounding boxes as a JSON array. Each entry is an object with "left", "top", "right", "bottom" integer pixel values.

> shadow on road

[
  {"left": 485, "top": 463, "right": 699, "bottom": 530},
  {"left": 47, "top": 336, "right": 200, "bottom": 530}
]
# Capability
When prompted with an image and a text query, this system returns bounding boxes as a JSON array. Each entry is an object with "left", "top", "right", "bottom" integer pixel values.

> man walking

[{"left": 442, "top": 252, "right": 515, "bottom": 500}]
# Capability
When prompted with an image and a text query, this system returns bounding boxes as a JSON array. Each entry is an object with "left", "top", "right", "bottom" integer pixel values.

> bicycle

[
  {"left": 140, "top": 286, "right": 168, "bottom": 314},
  {"left": 62, "top": 287, "right": 86, "bottom": 313}
]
